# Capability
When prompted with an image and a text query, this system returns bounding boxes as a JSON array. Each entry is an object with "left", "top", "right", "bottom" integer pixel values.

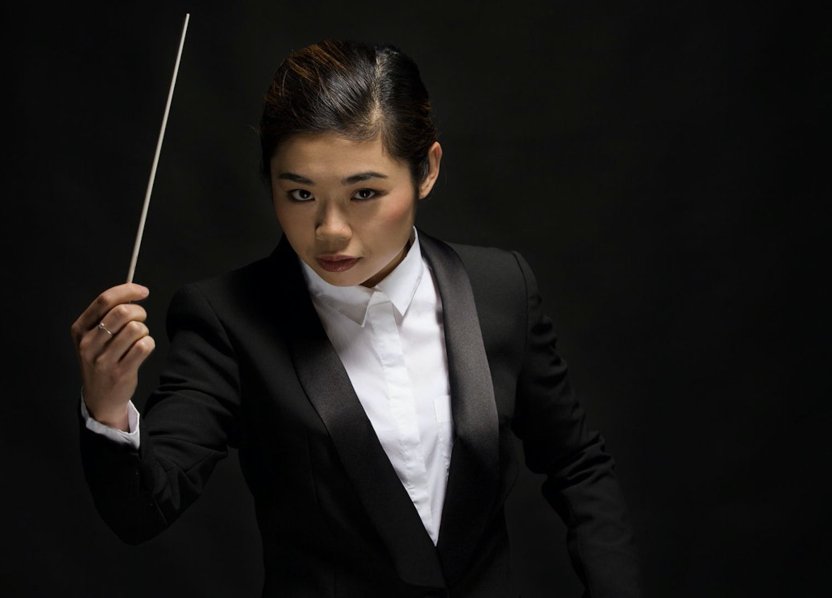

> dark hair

[{"left": 259, "top": 40, "right": 438, "bottom": 185}]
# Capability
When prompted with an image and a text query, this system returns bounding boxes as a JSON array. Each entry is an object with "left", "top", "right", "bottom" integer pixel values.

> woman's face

[{"left": 270, "top": 132, "right": 441, "bottom": 287}]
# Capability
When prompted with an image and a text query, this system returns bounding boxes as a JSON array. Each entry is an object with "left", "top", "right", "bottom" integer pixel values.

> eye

[
  {"left": 352, "top": 188, "right": 378, "bottom": 201},
  {"left": 288, "top": 189, "right": 314, "bottom": 202}
]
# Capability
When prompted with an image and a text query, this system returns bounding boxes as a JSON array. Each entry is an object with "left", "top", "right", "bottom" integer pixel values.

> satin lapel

[
  {"left": 274, "top": 238, "right": 445, "bottom": 589},
  {"left": 419, "top": 232, "right": 500, "bottom": 585}
]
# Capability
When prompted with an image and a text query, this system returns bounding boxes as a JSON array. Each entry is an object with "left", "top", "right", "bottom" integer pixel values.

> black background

[{"left": 2, "top": 1, "right": 828, "bottom": 596}]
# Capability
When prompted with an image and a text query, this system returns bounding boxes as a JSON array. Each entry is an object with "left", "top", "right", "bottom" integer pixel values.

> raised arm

[{"left": 76, "top": 283, "right": 241, "bottom": 544}]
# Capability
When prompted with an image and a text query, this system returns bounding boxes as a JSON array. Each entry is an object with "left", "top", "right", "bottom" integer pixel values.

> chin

[{"left": 315, "top": 268, "right": 365, "bottom": 287}]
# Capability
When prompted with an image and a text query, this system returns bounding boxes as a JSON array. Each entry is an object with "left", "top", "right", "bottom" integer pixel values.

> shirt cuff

[{"left": 80, "top": 395, "right": 141, "bottom": 449}]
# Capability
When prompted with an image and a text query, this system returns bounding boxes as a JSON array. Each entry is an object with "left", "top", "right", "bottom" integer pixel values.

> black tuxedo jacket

[{"left": 80, "top": 231, "right": 642, "bottom": 598}]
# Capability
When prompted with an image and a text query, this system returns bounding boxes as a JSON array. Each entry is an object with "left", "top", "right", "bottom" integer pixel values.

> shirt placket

[{"left": 367, "top": 291, "right": 434, "bottom": 531}]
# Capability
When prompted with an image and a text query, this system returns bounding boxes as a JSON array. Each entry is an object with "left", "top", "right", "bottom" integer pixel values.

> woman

[{"left": 72, "top": 40, "right": 642, "bottom": 597}]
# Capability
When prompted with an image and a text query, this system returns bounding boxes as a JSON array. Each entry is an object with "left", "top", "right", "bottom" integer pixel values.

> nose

[{"left": 315, "top": 201, "right": 352, "bottom": 244}]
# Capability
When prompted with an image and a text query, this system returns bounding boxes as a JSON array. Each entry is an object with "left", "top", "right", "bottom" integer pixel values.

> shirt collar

[{"left": 300, "top": 228, "right": 424, "bottom": 326}]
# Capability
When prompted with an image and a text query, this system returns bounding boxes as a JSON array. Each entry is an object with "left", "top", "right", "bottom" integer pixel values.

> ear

[{"left": 418, "top": 142, "right": 443, "bottom": 199}]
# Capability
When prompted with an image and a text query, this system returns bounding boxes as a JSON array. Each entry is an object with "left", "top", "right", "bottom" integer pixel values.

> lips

[{"left": 316, "top": 255, "right": 360, "bottom": 272}]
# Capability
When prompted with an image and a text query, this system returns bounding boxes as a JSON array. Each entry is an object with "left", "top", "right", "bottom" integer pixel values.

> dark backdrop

[{"left": 2, "top": 1, "right": 828, "bottom": 596}]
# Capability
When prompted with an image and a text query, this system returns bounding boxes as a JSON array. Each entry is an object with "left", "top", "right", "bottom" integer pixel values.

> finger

[
  {"left": 101, "top": 303, "right": 148, "bottom": 335},
  {"left": 119, "top": 335, "right": 156, "bottom": 372},
  {"left": 72, "top": 283, "right": 149, "bottom": 340},
  {"left": 77, "top": 303, "right": 149, "bottom": 362},
  {"left": 72, "top": 283, "right": 149, "bottom": 344},
  {"left": 96, "top": 321, "right": 150, "bottom": 367}
]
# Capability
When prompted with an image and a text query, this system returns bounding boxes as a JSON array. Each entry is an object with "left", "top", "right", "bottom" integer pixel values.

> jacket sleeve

[
  {"left": 510, "top": 251, "right": 643, "bottom": 598},
  {"left": 79, "top": 283, "right": 241, "bottom": 544}
]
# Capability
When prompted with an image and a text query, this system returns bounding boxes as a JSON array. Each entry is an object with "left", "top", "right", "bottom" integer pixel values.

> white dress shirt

[
  {"left": 81, "top": 228, "right": 454, "bottom": 544},
  {"left": 300, "top": 229, "right": 453, "bottom": 544}
]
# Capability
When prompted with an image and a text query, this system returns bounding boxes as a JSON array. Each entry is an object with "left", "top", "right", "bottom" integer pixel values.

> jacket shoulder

[
  {"left": 175, "top": 241, "right": 295, "bottom": 306},
  {"left": 427, "top": 236, "right": 530, "bottom": 322},
  {"left": 190, "top": 251, "right": 278, "bottom": 297},
  {"left": 445, "top": 241, "right": 524, "bottom": 283},
  {"left": 163, "top": 243, "right": 300, "bottom": 341}
]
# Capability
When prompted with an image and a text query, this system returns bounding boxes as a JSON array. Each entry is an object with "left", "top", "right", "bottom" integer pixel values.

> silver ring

[{"left": 97, "top": 322, "right": 113, "bottom": 337}]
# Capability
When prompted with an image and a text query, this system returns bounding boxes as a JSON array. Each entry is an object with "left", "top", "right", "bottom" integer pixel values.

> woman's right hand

[{"left": 71, "top": 283, "right": 155, "bottom": 431}]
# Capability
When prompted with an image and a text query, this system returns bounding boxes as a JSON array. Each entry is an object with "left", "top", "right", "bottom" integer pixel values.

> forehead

[{"left": 271, "top": 132, "right": 406, "bottom": 179}]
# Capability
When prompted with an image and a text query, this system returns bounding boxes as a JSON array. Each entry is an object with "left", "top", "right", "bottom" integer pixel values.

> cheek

[{"left": 372, "top": 194, "right": 416, "bottom": 230}]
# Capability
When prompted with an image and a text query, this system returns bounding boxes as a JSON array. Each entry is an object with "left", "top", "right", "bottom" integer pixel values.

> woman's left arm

[{"left": 511, "top": 251, "right": 643, "bottom": 598}]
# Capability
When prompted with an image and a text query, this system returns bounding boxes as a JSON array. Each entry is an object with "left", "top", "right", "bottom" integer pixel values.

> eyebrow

[{"left": 276, "top": 171, "right": 389, "bottom": 185}]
